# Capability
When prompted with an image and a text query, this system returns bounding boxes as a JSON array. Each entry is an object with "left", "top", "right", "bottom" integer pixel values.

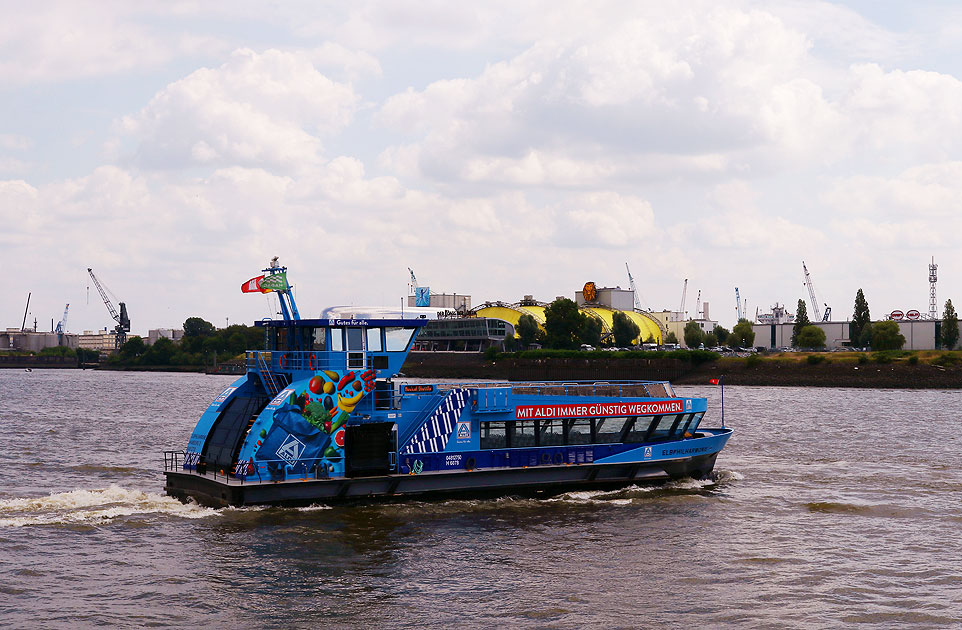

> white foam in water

[
  {"left": 663, "top": 477, "right": 717, "bottom": 491},
  {"left": 548, "top": 472, "right": 743, "bottom": 504},
  {"left": 712, "top": 470, "right": 744, "bottom": 483},
  {"left": 296, "top": 504, "right": 333, "bottom": 511},
  {"left": 0, "top": 485, "right": 219, "bottom": 527}
]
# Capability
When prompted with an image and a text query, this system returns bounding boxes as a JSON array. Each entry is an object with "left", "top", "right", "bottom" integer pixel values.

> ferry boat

[{"left": 164, "top": 262, "right": 733, "bottom": 507}]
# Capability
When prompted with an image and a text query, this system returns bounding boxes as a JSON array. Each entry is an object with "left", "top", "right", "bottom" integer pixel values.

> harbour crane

[
  {"left": 735, "top": 287, "right": 743, "bottom": 321},
  {"left": 679, "top": 278, "right": 688, "bottom": 318},
  {"left": 802, "top": 261, "right": 831, "bottom": 322},
  {"left": 695, "top": 289, "right": 702, "bottom": 320},
  {"left": 625, "top": 263, "right": 645, "bottom": 310},
  {"left": 87, "top": 268, "right": 130, "bottom": 349},
  {"left": 55, "top": 304, "right": 69, "bottom": 345},
  {"left": 408, "top": 267, "right": 418, "bottom": 293},
  {"left": 21, "top": 292, "right": 31, "bottom": 331}
]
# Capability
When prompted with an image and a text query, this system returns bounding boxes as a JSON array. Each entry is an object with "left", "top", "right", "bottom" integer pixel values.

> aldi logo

[
  {"left": 685, "top": 399, "right": 692, "bottom": 410},
  {"left": 276, "top": 434, "right": 305, "bottom": 465},
  {"left": 644, "top": 446, "right": 653, "bottom": 459},
  {"left": 269, "top": 388, "right": 294, "bottom": 407},
  {"left": 213, "top": 387, "right": 236, "bottom": 405},
  {"left": 456, "top": 421, "right": 471, "bottom": 440}
]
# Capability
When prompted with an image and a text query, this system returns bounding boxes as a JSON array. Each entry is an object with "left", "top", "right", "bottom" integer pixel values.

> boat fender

[
  {"left": 553, "top": 452, "right": 564, "bottom": 465},
  {"left": 465, "top": 457, "right": 476, "bottom": 471},
  {"left": 541, "top": 452, "right": 551, "bottom": 465},
  {"left": 308, "top": 353, "right": 317, "bottom": 371},
  {"left": 278, "top": 354, "right": 287, "bottom": 370}
]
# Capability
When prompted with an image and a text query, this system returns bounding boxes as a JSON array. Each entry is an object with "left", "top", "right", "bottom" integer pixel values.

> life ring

[
  {"left": 278, "top": 354, "right": 287, "bottom": 369},
  {"left": 541, "top": 452, "right": 551, "bottom": 465},
  {"left": 308, "top": 353, "right": 316, "bottom": 371},
  {"left": 553, "top": 452, "right": 564, "bottom": 465}
]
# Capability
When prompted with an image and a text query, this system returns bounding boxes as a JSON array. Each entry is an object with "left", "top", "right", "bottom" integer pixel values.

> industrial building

[
  {"left": 411, "top": 283, "right": 670, "bottom": 351},
  {"left": 752, "top": 319, "right": 943, "bottom": 351},
  {"left": 0, "top": 329, "right": 121, "bottom": 353},
  {"left": 147, "top": 329, "right": 184, "bottom": 345},
  {"left": 751, "top": 257, "right": 948, "bottom": 351}
]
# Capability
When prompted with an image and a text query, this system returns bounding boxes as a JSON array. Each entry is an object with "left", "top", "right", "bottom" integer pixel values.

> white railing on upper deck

[
  {"left": 436, "top": 380, "right": 675, "bottom": 399},
  {"left": 245, "top": 350, "right": 367, "bottom": 373}
]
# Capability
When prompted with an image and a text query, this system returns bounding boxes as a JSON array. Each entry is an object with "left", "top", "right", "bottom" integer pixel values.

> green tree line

[
  {"left": 110, "top": 317, "right": 263, "bottom": 366},
  {"left": 505, "top": 298, "right": 660, "bottom": 351}
]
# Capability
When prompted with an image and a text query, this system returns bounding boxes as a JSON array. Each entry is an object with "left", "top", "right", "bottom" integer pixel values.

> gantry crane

[{"left": 87, "top": 268, "right": 130, "bottom": 349}]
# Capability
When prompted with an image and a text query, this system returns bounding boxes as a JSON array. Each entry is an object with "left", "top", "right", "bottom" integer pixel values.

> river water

[{"left": 1, "top": 370, "right": 960, "bottom": 628}]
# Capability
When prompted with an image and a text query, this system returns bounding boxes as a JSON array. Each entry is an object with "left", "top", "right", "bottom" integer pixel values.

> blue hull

[{"left": 164, "top": 429, "right": 731, "bottom": 507}]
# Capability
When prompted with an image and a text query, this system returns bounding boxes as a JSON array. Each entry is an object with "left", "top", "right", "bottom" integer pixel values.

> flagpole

[{"left": 721, "top": 374, "right": 725, "bottom": 428}]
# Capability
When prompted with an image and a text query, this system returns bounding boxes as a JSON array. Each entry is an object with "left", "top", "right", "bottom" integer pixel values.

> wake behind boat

[{"left": 163, "top": 261, "right": 732, "bottom": 507}]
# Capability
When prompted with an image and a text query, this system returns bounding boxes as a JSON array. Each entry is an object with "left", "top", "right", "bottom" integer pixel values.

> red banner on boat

[
  {"left": 241, "top": 275, "right": 267, "bottom": 293},
  {"left": 516, "top": 400, "right": 684, "bottom": 420}
]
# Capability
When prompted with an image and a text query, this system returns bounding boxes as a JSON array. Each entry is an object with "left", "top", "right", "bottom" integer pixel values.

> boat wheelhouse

[{"left": 164, "top": 264, "right": 732, "bottom": 507}]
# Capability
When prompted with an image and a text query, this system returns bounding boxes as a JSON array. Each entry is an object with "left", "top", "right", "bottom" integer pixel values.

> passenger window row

[{"left": 479, "top": 413, "right": 703, "bottom": 449}]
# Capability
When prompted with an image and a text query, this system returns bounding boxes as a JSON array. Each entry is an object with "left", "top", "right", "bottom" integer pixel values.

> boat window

[
  {"left": 595, "top": 417, "right": 628, "bottom": 443},
  {"left": 346, "top": 328, "right": 364, "bottom": 350},
  {"left": 290, "top": 326, "right": 313, "bottom": 351},
  {"left": 674, "top": 413, "right": 695, "bottom": 436},
  {"left": 668, "top": 413, "right": 689, "bottom": 437},
  {"left": 367, "top": 328, "right": 382, "bottom": 352},
  {"left": 649, "top": 414, "right": 678, "bottom": 440},
  {"left": 346, "top": 328, "right": 365, "bottom": 369},
  {"left": 385, "top": 327, "right": 415, "bottom": 351},
  {"left": 480, "top": 421, "right": 507, "bottom": 449},
  {"left": 687, "top": 412, "right": 704, "bottom": 434},
  {"left": 311, "top": 328, "right": 327, "bottom": 351},
  {"left": 511, "top": 420, "right": 537, "bottom": 447},
  {"left": 538, "top": 419, "right": 564, "bottom": 446},
  {"left": 565, "top": 418, "right": 592, "bottom": 445},
  {"left": 331, "top": 328, "right": 344, "bottom": 352},
  {"left": 275, "top": 327, "right": 288, "bottom": 351},
  {"left": 623, "top": 417, "right": 649, "bottom": 443}
]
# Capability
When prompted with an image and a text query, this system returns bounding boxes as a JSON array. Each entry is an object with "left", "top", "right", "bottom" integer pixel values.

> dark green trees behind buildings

[
  {"left": 792, "top": 299, "right": 810, "bottom": 347},
  {"left": 943, "top": 299, "right": 959, "bottom": 350},
  {"left": 611, "top": 311, "right": 640, "bottom": 347},
  {"left": 851, "top": 289, "right": 872, "bottom": 348}
]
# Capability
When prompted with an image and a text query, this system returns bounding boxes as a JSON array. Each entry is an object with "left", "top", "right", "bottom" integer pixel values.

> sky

[{"left": 4, "top": 0, "right": 962, "bottom": 335}]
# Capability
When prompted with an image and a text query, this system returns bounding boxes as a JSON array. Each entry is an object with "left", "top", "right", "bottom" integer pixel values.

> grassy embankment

[{"left": 680, "top": 349, "right": 962, "bottom": 388}]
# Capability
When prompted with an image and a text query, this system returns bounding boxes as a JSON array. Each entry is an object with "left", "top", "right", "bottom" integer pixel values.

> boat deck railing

[
  {"left": 164, "top": 450, "right": 364, "bottom": 484},
  {"left": 245, "top": 350, "right": 368, "bottom": 373},
  {"left": 437, "top": 380, "right": 675, "bottom": 399}
]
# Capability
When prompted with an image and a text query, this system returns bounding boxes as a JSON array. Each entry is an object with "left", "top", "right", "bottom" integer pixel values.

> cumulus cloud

[
  {"left": 373, "top": 5, "right": 848, "bottom": 188},
  {"left": 0, "top": 2, "right": 227, "bottom": 83},
  {"left": 561, "top": 192, "right": 656, "bottom": 247},
  {"left": 6, "top": 1, "right": 962, "bottom": 332},
  {"left": 116, "top": 48, "right": 359, "bottom": 172}
]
